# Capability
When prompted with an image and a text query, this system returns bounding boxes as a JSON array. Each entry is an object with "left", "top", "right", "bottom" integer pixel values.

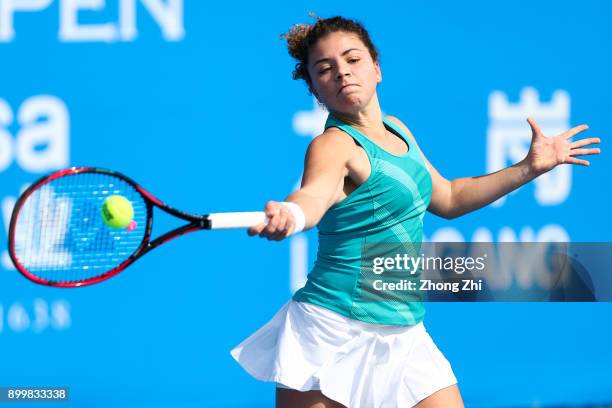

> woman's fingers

[
  {"left": 570, "top": 147, "right": 601, "bottom": 157},
  {"left": 570, "top": 137, "right": 601, "bottom": 149},
  {"left": 565, "top": 156, "right": 590, "bottom": 166},
  {"left": 265, "top": 211, "right": 284, "bottom": 238},
  {"left": 269, "top": 205, "right": 296, "bottom": 240},
  {"left": 247, "top": 223, "right": 267, "bottom": 236},
  {"left": 563, "top": 124, "right": 589, "bottom": 139},
  {"left": 527, "top": 117, "right": 543, "bottom": 136},
  {"left": 246, "top": 201, "right": 295, "bottom": 240},
  {"left": 568, "top": 136, "right": 601, "bottom": 158},
  {"left": 265, "top": 207, "right": 280, "bottom": 232}
]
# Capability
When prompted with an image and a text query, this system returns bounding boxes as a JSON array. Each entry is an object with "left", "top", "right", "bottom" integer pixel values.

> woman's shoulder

[{"left": 309, "top": 126, "right": 357, "bottom": 152}]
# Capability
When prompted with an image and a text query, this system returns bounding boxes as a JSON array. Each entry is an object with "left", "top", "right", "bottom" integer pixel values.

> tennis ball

[{"left": 101, "top": 195, "right": 134, "bottom": 229}]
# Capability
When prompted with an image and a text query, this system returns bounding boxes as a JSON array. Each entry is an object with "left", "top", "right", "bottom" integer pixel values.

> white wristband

[{"left": 281, "top": 201, "right": 306, "bottom": 235}]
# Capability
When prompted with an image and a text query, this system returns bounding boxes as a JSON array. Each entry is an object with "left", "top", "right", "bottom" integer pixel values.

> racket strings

[{"left": 12, "top": 172, "right": 148, "bottom": 284}]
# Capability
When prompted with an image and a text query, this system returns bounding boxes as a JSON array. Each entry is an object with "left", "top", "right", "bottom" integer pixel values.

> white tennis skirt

[{"left": 230, "top": 300, "right": 457, "bottom": 408}]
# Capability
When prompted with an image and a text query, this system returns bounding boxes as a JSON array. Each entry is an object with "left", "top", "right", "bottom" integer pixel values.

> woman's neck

[{"left": 330, "top": 96, "right": 386, "bottom": 139}]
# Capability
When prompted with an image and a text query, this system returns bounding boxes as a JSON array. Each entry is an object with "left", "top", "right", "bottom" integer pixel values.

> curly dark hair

[{"left": 281, "top": 14, "right": 379, "bottom": 92}]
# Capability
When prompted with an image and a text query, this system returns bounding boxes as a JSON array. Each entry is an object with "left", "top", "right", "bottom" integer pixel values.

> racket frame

[{"left": 8, "top": 167, "right": 212, "bottom": 288}]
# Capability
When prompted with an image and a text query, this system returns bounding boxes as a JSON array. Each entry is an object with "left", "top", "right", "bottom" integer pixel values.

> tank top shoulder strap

[
  {"left": 381, "top": 116, "right": 410, "bottom": 143},
  {"left": 382, "top": 116, "right": 428, "bottom": 167},
  {"left": 324, "top": 113, "right": 379, "bottom": 156}
]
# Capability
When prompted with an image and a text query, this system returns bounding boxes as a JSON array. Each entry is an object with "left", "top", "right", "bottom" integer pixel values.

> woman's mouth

[{"left": 338, "top": 84, "right": 358, "bottom": 95}]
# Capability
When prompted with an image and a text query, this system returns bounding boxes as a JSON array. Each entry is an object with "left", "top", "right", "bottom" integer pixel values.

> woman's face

[{"left": 307, "top": 31, "right": 382, "bottom": 114}]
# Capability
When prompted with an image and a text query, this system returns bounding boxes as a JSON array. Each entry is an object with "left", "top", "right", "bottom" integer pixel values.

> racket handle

[{"left": 207, "top": 211, "right": 268, "bottom": 229}]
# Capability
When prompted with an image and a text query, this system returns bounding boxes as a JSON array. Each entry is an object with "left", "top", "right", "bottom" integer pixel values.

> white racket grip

[{"left": 207, "top": 211, "right": 268, "bottom": 229}]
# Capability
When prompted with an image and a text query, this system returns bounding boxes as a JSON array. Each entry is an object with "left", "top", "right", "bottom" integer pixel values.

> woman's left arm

[{"left": 386, "top": 116, "right": 601, "bottom": 219}]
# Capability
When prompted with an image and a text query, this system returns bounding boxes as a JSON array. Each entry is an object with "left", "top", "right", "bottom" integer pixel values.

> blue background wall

[{"left": 1, "top": 1, "right": 610, "bottom": 407}]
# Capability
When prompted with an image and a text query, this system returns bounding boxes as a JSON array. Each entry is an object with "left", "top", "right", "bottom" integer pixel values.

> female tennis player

[{"left": 231, "top": 15, "right": 601, "bottom": 408}]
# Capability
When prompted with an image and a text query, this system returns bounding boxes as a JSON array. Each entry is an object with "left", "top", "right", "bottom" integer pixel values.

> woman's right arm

[{"left": 248, "top": 129, "right": 355, "bottom": 240}]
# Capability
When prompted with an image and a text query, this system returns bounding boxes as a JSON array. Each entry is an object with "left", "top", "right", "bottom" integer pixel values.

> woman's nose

[{"left": 336, "top": 70, "right": 351, "bottom": 80}]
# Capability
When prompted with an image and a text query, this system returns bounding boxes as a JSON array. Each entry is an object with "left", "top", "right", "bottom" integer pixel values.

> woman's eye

[
  {"left": 348, "top": 58, "right": 360, "bottom": 63},
  {"left": 318, "top": 67, "right": 331, "bottom": 75}
]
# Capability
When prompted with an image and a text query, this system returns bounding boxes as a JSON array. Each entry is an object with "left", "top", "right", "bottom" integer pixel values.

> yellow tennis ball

[{"left": 101, "top": 195, "right": 134, "bottom": 229}]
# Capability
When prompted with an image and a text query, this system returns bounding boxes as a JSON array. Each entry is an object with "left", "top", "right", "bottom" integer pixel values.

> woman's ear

[{"left": 375, "top": 61, "right": 382, "bottom": 83}]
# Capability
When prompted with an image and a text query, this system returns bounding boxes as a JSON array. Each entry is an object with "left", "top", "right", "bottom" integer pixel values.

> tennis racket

[{"left": 8, "top": 167, "right": 267, "bottom": 288}]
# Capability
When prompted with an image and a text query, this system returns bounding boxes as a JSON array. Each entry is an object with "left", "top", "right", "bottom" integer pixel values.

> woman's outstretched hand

[
  {"left": 247, "top": 201, "right": 296, "bottom": 241},
  {"left": 524, "top": 117, "right": 601, "bottom": 177}
]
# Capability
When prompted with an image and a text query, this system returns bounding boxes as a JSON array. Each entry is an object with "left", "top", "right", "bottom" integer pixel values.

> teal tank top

[{"left": 292, "top": 113, "right": 433, "bottom": 326}]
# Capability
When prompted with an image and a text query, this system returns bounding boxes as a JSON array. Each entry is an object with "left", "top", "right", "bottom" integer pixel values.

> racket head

[{"left": 8, "top": 167, "right": 153, "bottom": 287}]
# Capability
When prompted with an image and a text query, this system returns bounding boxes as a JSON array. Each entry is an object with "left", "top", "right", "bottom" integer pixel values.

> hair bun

[{"left": 280, "top": 23, "right": 313, "bottom": 61}]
